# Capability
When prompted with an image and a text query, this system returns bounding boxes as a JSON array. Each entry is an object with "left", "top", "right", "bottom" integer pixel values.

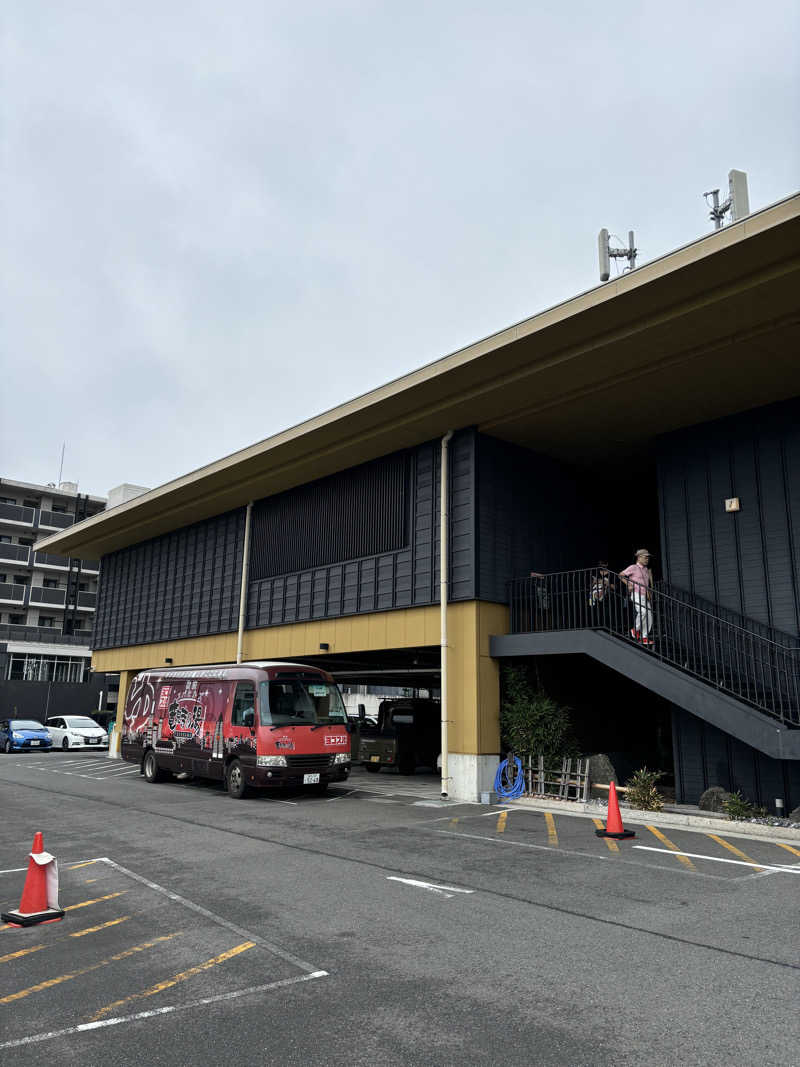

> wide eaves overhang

[{"left": 38, "top": 195, "right": 800, "bottom": 560}]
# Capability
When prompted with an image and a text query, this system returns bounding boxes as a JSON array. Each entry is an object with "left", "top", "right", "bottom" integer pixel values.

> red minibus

[{"left": 121, "top": 661, "right": 351, "bottom": 797}]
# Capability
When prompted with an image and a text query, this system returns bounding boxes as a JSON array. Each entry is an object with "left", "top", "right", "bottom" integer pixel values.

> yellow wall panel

[{"left": 93, "top": 600, "right": 506, "bottom": 758}]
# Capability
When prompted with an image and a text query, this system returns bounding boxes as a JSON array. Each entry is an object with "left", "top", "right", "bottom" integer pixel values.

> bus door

[{"left": 227, "top": 681, "right": 258, "bottom": 766}]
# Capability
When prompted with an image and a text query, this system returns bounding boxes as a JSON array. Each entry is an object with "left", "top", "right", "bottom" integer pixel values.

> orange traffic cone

[
  {"left": 1, "top": 832, "right": 65, "bottom": 927},
  {"left": 595, "top": 782, "right": 635, "bottom": 840}
]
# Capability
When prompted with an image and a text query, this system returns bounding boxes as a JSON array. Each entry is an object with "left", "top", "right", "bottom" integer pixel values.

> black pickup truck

[{"left": 358, "top": 698, "right": 440, "bottom": 775}]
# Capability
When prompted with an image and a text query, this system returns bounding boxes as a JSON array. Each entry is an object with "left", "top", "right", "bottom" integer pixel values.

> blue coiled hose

[{"left": 494, "top": 755, "right": 525, "bottom": 800}]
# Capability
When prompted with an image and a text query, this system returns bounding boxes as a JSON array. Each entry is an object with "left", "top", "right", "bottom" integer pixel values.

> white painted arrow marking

[{"left": 386, "top": 876, "right": 475, "bottom": 899}]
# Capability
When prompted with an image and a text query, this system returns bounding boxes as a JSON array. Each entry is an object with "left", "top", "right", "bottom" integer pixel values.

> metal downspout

[
  {"left": 236, "top": 502, "right": 253, "bottom": 664},
  {"left": 440, "top": 430, "right": 454, "bottom": 798}
]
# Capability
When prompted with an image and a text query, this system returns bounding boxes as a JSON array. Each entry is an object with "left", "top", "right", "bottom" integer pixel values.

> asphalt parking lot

[{"left": 2, "top": 750, "right": 799, "bottom": 1065}]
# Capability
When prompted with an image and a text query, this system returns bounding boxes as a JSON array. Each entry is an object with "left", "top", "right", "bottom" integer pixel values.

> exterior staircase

[{"left": 490, "top": 568, "right": 800, "bottom": 760}]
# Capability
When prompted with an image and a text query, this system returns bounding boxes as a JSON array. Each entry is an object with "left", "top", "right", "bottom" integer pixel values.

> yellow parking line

[
  {"left": 0, "top": 944, "right": 45, "bottom": 964},
  {"left": 775, "top": 843, "right": 800, "bottom": 859},
  {"left": 64, "top": 891, "right": 127, "bottom": 912},
  {"left": 544, "top": 812, "right": 558, "bottom": 847},
  {"left": 0, "top": 932, "right": 180, "bottom": 1004},
  {"left": 593, "top": 819, "right": 619, "bottom": 852},
  {"left": 68, "top": 860, "right": 98, "bottom": 870},
  {"left": 70, "top": 916, "right": 130, "bottom": 938},
  {"left": 496, "top": 810, "right": 508, "bottom": 833},
  {"left": 707, "top": 834, "right": 765, "bottom": 872},
  {"left": 646, "top": 826, "right": 695, "bottom": 870},
  {"left": 91, "top": 941, "right": 255, "bottom": 1021}
]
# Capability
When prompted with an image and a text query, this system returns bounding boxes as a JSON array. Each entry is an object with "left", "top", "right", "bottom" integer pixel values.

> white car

[{"left": 46, "top": 715, "right": 108, "bottom": 750}]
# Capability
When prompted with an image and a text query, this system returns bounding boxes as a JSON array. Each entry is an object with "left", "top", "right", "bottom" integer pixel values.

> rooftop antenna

[
  {"left": 57, "top": 442, "right": 66, "bottom": 485},
  {"left": 598, "top": 229, "right": 637, "bottom": 282},
  {"left": 703, "top": 169, "right": 749, "bottom": 230}
]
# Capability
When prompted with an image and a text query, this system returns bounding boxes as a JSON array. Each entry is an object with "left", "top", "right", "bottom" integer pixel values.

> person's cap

[{"left": 635, "top": 548, "right": 650, "bottom": 556}]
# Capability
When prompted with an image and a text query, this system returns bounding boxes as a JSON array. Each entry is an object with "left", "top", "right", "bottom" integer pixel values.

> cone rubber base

[
  {"left": 1, "top": 907, "right": 65, "bottom": 927},
  {"left": 595, "top": 828, "right": 635, "bottom": 839}
]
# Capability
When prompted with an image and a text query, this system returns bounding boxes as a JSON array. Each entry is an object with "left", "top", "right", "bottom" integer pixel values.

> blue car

[{"left": 0, "top": 719, "right": 53, "bottom": 754}]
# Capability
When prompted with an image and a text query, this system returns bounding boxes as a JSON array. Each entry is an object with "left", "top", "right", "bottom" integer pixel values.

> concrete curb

[{"left": 509, "top": 795, "right": 800, "bottom": 846}]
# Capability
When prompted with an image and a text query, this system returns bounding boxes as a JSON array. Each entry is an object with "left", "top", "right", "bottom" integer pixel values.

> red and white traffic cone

[
  {"left": 594, "top": 782, "right": 635, "bottom": 840},
  {"left": 1, "top": 832, "right": 65, "bottom": 927}
]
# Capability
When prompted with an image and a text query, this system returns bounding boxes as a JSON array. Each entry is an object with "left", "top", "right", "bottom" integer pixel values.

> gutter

[
  {"left": 236, "top": 501, "right": 253, "bottom": 664},
  {"left": 440, "top": 430, "right": 454, "bottom": 798}
]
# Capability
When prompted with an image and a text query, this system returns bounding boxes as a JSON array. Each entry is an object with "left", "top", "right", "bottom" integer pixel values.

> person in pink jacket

[{"left": 620, "top": 549, "right": 654, "bottom": 645}]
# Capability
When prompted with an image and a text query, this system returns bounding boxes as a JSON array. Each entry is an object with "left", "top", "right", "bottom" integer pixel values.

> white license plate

[
  {"left": 89, "top": 738, "right": 99, "bottom": 744},
  {"left": 303, "top": 773, "right": 320, "bottom": 785},
  {"left": 30, "top": 740, "right": 40, "bottom": 746}
]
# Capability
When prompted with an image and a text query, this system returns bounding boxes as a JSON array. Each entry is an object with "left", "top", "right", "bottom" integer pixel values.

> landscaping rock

[
  {"left": 587, "top": 753, "right": 618, "bottom": 788},
  {"left": 699, "top": 786, "right": 731, "bottom": 813}
]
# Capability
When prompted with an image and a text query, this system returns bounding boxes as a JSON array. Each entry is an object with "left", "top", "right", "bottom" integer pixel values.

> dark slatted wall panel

[
  {"left": 672, "top": 706, "right": 800, "bottom": 809},
  {"left": 658, "top": 398, "right": 800, "bottom": 636},
  {"left": 93, "top": 509, "right": 244, "bottom": 650},
  {"left": 476, "top": 434, "right": 598, "bottom": 603},
  {"left": 246, "top": 432, "right": 477, "bottom": 629},
  {"left": 249, "top": 453, "right": 408, "bottom": 580}
]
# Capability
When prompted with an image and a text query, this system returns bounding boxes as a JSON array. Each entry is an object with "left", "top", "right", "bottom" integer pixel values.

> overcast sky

[{"left": 2, "top": 2, "right": 798, "bottom": 499}]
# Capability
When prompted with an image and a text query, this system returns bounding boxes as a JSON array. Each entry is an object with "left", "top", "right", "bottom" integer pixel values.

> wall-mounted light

[
  {"left": 724, "top": 497, "right": 741, "bottom": 513},
  {"left": 319, "top": 643, "right": 330, "bottom": 652},
  {"left": 165, "top": 657, "right": 173, "bottom": 664}
]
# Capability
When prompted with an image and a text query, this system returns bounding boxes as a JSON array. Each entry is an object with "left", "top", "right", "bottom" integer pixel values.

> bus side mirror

[{"left": 358, "top": 704, "right": 366, "bottom": 721}]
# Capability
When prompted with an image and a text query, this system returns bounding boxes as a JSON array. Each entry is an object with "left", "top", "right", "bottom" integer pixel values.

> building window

[
  {"left": 0, "top": 535, "right": 10, "bottom": 543},
  {"left": 18, "top": 537, "right": 34, "bottom": 547},
  {"left": 38, "top": 616, "right": 56, "bottom": 628},
  {"left": 0, "top": 574, "right": 6, "bottom": 584},
  {"left": 7, "top": 653, "right": 89, "bottom": 683},
  {"left": 9, "top": 614, "right": 25, "bottom": 625},
  {"left": 43, "top": 578, "right": 59, "bottom": 589},
  {"left": 22, "top": 498, "right": 38, "bottom": 508},
  {"left": 0, "top": 497, "right": 16, "bottom": 505},
  {"left": 13, "top": 574, "right": 30, "bottom": 586}
]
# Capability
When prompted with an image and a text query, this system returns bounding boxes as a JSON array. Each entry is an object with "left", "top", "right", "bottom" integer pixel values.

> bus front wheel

[{"left": 226, "top": 759, "right": 250, "bottom": 799}]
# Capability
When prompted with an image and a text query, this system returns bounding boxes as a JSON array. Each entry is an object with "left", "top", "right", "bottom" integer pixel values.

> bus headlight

[
  {"left": 333, "top": 753, "right": 350, "bottom": 764},
  {"left": 257, "top": 755, "right": 287, "bottom": 768}
]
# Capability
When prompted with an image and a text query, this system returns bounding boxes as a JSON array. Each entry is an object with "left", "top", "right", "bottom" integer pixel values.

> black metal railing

[
  {"left": 510, "top": 567, "right": 800, "bottom": 728},
  {"left": 0, "top": 543, "right": 31, "bottom": 564},
  {"left": 656, "top": 579, "right": 799, "bottom": 650}
]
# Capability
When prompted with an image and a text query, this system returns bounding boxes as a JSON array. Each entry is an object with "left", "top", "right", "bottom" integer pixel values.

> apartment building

[{"left": 0, "top": 477, "right": 146, "bottom": 720}]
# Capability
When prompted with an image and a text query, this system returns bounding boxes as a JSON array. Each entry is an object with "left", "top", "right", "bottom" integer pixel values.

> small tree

[{"left": 500, "top": 665, "right": 574, "bottom": 763}]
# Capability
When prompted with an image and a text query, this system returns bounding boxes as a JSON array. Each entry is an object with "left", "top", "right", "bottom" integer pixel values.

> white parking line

[
  {"left": 0, "top": 970, "right": 329, "bottom": 1051},
  {"left": 633, "top": 845, "right": 800, "bottom": 874}
]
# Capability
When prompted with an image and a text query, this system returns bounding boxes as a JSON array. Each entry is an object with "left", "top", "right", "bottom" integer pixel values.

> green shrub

[
  {"left": 499, "top": 665, "right": 575, "bottom": 762},
  {"left": 722, "top": 790, "right": 767, "bottom": 820},
  {"left": 625, "top": 767, "right": 664, "bottom": 812}
]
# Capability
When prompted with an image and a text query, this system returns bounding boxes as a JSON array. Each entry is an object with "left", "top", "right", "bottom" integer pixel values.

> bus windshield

[{"left": 259, "top": 676, "right": 347, "bottom": 727}]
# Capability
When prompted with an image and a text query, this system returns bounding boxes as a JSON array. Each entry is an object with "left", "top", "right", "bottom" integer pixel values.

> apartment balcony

[
  {"left": 29, "top": 586, "right": 67, "bottom": 608},
  {"left": 80, "top": 559, "right": 100, "bottom": 574},
  {"left": 70, "top": 591, "right": 97, "bottom": 612},
  {"left": 38, "top": 510, "right": 75, "bottom": 531},
  {"left": 0, "top": 543, "right": 31, "bottom": 565},
  {"left": 0, "top": 502, "right": 35, "bottom": 527},
  {"left": 33, "top": 551, "right": 70, "bottom": 571},
  {"left": 0, "top": 582, "right": 27, "bottom": 605},
  {"left": 0, "top": 622, "right": 90, "bottom": 647}
]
